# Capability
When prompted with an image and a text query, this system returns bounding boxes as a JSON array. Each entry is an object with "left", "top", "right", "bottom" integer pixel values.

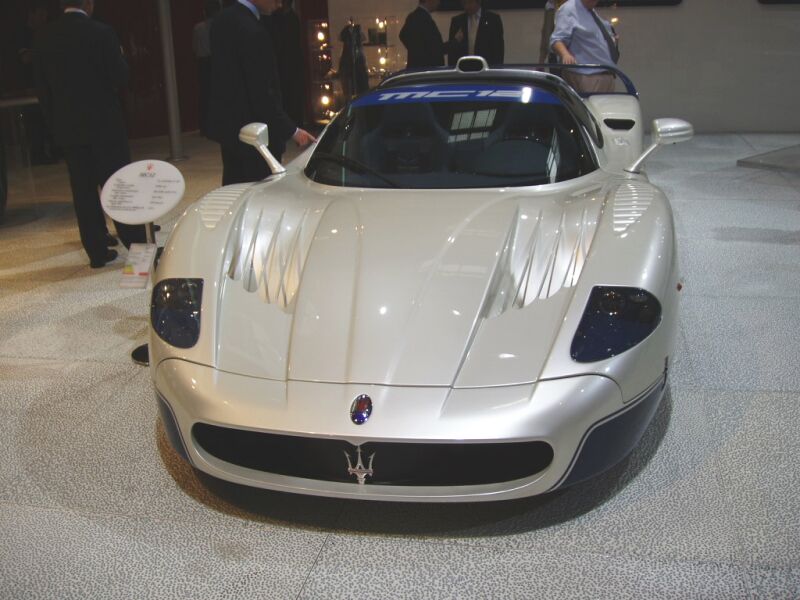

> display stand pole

[
  {"left": 131, "top": 222, "right": 157, "bottom": 367},
  {"left": 156, "top": 0, "right": 187, "bottom": 162}
]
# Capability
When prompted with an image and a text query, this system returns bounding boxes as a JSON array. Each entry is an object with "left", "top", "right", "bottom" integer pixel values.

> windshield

[{"left": 305, "top": 83, "right": 597, "bottom": 189}]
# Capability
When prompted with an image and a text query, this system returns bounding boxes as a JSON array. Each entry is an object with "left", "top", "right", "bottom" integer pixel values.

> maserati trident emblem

[
  {"left": 350, "top": 394, "right": 372, "bottom": 425},
  {"left": 344, "top": 446, "right": 375, "bottom": 485}
]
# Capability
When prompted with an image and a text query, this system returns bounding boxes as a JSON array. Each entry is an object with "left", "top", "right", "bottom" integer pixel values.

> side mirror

[
  {"left": 239, "top": 123, "right": 286, "bottom": 175},
  {"left": 652, "top": 118, "right": 694, "bottom": 145},
  {"left": 626, "top": 118, "right": 694, "bottom": 174}
]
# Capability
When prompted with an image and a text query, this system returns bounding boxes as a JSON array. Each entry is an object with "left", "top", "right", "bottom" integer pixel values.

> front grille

[{"left": 192, "top": 424, "right": 553, "bottom": 487}]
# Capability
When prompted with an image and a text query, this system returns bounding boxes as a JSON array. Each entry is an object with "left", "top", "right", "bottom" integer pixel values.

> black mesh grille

[{"left": 192, "top": 424, "right": 553, "bottom": 487}]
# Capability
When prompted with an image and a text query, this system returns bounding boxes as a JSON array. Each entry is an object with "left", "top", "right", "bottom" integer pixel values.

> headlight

[
  {"left": 151, "top": 279, "right": 204, "bottom": 348},
  {"left": 571, "top": 286, "right": 661, "bottom": 363}
]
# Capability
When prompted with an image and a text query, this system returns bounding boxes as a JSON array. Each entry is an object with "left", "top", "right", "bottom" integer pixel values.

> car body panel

[
  {"left": 149, "top": 65, "right": 684, "bottom": 501},
  {"left": 155, "top": 357, "right": 626, "bottom": 501}
]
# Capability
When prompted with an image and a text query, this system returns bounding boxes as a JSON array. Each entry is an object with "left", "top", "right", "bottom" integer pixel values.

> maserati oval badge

[{"left": 350, "top": 394, "right": 372, "bottom": 425}]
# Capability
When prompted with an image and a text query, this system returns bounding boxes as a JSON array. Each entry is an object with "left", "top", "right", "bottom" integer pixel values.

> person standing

[
  {"left": 539, "top": 0, "right": 568, "bottom": 64},
  {"left": 399, "top": 0, "right": 446, "bottom": 70},
  {"left": 18, "top": 1, "right": 57, "bottom": 165},
  {"left": 193, "top": 0, "right": 220, "bottom": 137},
  {"left": 208, "top": 0, "right": 315, "bottom": 185},
  {"left": 550, "top": 0, "right": 619, "bottom": 94},
  {"left": 34, "top": 0, "right": 145, "bottom": 268},
  {"left": 447, "top": 0, "right": 504, "bottom": 67},
  {"left": 0, "top": 132, "right": 6, "bottom": 224},
  {"left": 267, "top": 0, "right": 305, "bottom": 126}
]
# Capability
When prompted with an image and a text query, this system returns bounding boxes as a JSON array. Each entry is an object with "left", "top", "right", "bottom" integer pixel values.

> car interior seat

[
  {"left": 359, "top": 103, "right": 449, "bottom": 175},
  {"left": 474, "top": 103, "right": 561, "bottom": 179}
]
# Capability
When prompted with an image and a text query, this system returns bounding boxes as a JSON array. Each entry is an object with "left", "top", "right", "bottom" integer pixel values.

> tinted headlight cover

[
  {"left": 151, "top": 279, "right": 203, "bottom": 348},
  {"left": 571, "top": 286, "right": 662, "bottom": 363}
]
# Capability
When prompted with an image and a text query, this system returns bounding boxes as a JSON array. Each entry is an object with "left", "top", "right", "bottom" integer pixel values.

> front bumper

[{"left": 155, "top": 358, "right": 662, "bottom": 502}]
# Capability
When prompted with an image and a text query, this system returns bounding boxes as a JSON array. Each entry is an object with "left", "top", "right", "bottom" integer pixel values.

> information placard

[
  {"left": 120, "top": 243, "right": 158, "bottom": 289},
  {"left": 100, "top": 160, "right": 185, "bottom": 225}
]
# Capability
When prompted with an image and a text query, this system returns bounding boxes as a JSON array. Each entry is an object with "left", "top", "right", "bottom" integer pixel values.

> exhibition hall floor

[{"left": 1, "top": 133, "right": 799, "bottom": 599}]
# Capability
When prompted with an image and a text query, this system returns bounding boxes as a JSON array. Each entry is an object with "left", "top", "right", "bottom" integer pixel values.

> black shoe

[
  {"left": 90, "top": 249, "right": 118, "bottom": 269},
  {"left": 105, "top": 234, "right": 119, "bottom": 247}
]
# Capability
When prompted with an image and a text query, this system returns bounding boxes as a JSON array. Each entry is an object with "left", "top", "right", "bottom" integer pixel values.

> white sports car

[{"left": 150, "top": 58, "right": 692, "bottom": 502}]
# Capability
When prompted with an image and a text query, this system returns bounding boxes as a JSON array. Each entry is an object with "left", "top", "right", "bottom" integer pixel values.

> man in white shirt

[{"left": 550, "top": 0, "right": 619, "bottom": 94}]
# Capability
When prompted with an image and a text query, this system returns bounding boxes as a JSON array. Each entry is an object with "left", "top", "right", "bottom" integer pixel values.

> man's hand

[
  {"left": 293, "top": 128, "right": 317, "bottom": 147},
  {"left": 454, "top": 28, "right": 464, "bottom": 43},
  {"left": 552, "top": 41, "right": 576, "bottom": 65},
  {"left": 561, "top": 52, "right": 577, "bottom": 65}
]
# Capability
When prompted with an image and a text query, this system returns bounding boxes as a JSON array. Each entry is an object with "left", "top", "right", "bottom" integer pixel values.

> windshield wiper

[{"left": 310, "top": 152, "right": 399, "bottom": 188}]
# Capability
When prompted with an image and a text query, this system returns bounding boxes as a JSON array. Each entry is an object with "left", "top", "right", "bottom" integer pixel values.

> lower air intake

[{"left": 193, "top": 424, "right": 553, "bottom": 487}]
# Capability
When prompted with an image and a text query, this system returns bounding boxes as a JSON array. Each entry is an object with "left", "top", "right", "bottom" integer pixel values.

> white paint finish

[
  {"left": 197, "top": 184, "right": 250, "bottom": 229},
  {"left": 539, "top": 181, "right": 680, "bottom": 400},
  {"left": 289, "top": 189, "right": 521, "bottom": 386},
  {"left": 150, "top": 70, "right": 682, "bottom": 499},
  {"left": 587, "top": 94, "right": 644, "bottom": 172},
  {"left": 156, "top": 357, "right": 624, "bottom": 501},
  {"left": 328, "top": 0, "right": 800, "bottom": 132},
  {"left": 164, "top": 173, "right": 617, "bottom": 388},
  {"left": 454, "top": 189, "right": 606, "bottom": 388}
]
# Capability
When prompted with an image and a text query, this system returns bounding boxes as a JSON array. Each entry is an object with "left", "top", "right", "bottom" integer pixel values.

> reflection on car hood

[{"left": 214, "top": 177, "right": 607, "bottom": 387}]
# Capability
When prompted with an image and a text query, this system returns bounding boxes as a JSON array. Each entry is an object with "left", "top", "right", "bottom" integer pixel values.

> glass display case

[
  {"left": 360, "top": 16, "right": 402, "bottom": 83},
  {"left": 306, "top": 19, "right": 337, "bottom": 125},
  {"left": 306, "top": 15, "right": 403, "bottom": 125}
]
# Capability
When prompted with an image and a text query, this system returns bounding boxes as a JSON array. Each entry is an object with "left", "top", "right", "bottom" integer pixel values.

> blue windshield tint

[
  {"left": 353, "top": 85, "right": 562, "bottom": 108},
  {"left": 306, "top": 83, "right": 595, "bottom": 189}
]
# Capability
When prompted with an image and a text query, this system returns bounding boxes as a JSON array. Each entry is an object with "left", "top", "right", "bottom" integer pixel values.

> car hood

[{"left": 213, "top": 177, "right": 607, "bottom": 388}]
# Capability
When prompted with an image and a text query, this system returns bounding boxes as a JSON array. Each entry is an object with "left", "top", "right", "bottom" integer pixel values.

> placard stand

[
  {"left": 100, "top": 160, "right": 185, "bottom": 368},
  {"left": 130, "top": 222, "right": 157, "bottom": 366}
]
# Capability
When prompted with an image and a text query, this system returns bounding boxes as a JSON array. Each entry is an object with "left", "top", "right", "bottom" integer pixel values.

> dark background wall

[{"left": 1, "top": 0, "right": 329, "bottom": 139}]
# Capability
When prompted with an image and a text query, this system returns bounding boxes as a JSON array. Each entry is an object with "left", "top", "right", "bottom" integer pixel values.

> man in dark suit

[
  {"left": 208, "top": 0, "right": 314, "bottom": 186},
  {"left": 400, "top": 0, "right": 447, "bottom": 70},
  {"left": 0, "top": 133, "right": 6, "bottom": 225},
  {"left": 447, "top": 0, "right": 504, "bottom": 67},
  {"left": 34, "top": 0, "right": 145, "bottom": 268},
  {"left": 266, "top": 0, "right": 305, "bottom": 126}
]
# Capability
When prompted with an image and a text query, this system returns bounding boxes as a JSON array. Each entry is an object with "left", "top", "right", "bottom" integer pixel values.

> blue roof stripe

[{"left": 353, "top": 84, "right": 562, "bottom": 108}]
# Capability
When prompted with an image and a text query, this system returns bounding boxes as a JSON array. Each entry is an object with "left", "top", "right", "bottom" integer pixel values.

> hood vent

[
  {"left": 225, "top": 203, "right": 311, "bottom": 310},
  {"left": 613, "top": 182, "right": 654, "bottom": 234},
  {"left": 487, "top": 202, "right": 602, "bottom": 317},
  {"left": 197, "top": 184, "right": 251, "bottom": 229}
]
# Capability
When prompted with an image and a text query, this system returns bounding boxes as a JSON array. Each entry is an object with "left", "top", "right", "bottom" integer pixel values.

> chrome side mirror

[
  {"left": 626, "top": 118, "right": 694, "bottom": 174},
  {"left": 239, "top": 123, "right": 286, "bottom": 175}
]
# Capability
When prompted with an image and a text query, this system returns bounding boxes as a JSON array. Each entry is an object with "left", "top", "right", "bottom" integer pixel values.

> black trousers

[
  {"left": 197, "top": 58, "right": 212, "bottom": 137},
  {"left": 0, "top": 137, "right": 7, "bottom": 223},
  {"left": 62, "top": 141, "right": 146, "bottom": 262},
  {"left": 220, "top": 141, "right": 283, "bottom": 186}
]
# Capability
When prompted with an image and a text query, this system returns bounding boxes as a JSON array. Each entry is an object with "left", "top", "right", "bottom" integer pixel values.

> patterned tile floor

[{"left": 1, "top": 133, "right": 799, "bottom": 599}]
